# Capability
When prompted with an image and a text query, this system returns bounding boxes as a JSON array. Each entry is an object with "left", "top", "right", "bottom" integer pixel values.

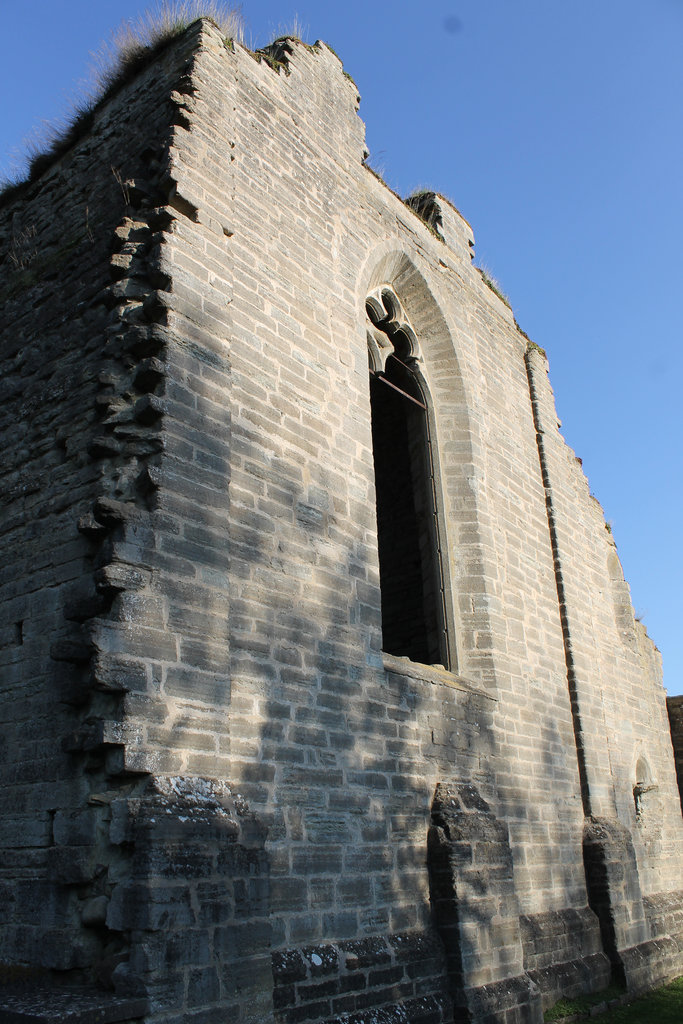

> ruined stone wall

[
  {"left": 667, "top": 695, "right": 683, "bottom": 812},
  {"left": 0, "top": 19, "right": 232, "bottom": 993},
  {"left": 207, "top": 31, "right": 596, "bottom": 1015},
  {"left": 527, "top": 347, "right": 683, "bottom": 887},
  {"left": 1, "top": 18, "right": 682, "bottom": 1024}
]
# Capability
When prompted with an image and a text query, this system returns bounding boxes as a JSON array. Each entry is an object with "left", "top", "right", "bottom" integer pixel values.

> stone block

[
  {"left": 52, "top": 809, "right": 97, "bottom": 847},
  {"left": 0, "top": 987, "right": 148, "bottom": 1024}
]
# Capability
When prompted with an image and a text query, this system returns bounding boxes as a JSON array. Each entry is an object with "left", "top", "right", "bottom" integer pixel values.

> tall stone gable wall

[
  {"left": 667, "top": 696, "right": 683, "bottom": 814},
  {"left": 1, "top": 20, "right": 682, "bottom": 1024}
]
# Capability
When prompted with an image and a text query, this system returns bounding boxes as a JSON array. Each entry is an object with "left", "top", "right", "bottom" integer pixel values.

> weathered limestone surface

[
  {"left": 667, "top": 695, "right": 683, "bottom": 812},
  {"left": 1, "top": 19, "right": 682, "bottom": 1024}
]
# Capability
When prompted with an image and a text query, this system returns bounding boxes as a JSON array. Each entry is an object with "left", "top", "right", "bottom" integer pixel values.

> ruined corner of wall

[{"left": 404, "top": 190, "right": 476, "bottom": 264}]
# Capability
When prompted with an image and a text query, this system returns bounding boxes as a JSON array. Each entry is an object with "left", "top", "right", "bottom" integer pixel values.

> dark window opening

[{"left": 369, "top": 343, "right": 448, "bottom": 667}]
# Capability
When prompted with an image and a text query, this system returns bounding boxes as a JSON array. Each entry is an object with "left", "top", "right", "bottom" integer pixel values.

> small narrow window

[
  {"left": 367, "top": 290, "right": 449, "bottom": 668},
  {"left": 633, "top": 757, "right": 657, "bottom": 820}
]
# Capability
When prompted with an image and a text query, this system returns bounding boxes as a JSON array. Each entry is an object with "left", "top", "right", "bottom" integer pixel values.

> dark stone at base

[
  {"left": 272, "top": 932, "right": 452, "bottom": 1024},
  {"left": 463, "top": 974, "right": 543, "bottom": 1024},
  {"left": 526, "top": 952, "right": 612, "bottom": 1012},
  {"left": 0, "top": 986, "right": 147, "bottom": 1024},
  {"left": 322, "top": 993, "right": 451, "bottom": 1024},
  {"left": 619, "top": 936, "right": 683, "bottom": 995}
]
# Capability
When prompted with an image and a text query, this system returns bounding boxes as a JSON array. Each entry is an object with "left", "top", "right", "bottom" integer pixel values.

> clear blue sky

[{"left": 2, "top": 1, "right": 681, "bottom": 694}]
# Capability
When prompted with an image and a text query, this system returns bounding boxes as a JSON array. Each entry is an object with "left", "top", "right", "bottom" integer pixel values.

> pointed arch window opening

[{"left": 366, "top": 288, "right": 452, "bottom": 670}]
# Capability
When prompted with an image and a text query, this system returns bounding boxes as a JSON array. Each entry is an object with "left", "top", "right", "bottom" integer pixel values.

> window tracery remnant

[{"left": 366, "top": 286, "right": 451, "bottom": 669}]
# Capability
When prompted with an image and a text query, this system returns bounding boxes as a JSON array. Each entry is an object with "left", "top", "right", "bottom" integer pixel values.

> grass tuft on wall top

[{"left": 0, "top": 2, "right": 243, "bottom": 206}]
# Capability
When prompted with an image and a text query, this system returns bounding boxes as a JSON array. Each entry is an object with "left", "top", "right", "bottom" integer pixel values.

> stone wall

[
  {"left": 0, "top": 25, "right": 210, "bottom": 984},
  {"left": 1, "top": 18, "right": 682, "bottom": 1024},
  {"left": 667, "top": 696, "right": 683, "bottom": 813}
]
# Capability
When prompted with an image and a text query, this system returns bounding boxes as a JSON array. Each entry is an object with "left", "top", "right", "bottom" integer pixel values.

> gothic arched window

[{"left": 366, "top": 287, "right": 450, "bottom": 668}]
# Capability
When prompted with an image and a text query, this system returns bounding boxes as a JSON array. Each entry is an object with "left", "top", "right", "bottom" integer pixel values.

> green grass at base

[
  {"left": 545, "top": 984, "right": 625, "bottom": 1021},
  {"left": 545, "top": 977, "right": 683, "bottom": 1023}
]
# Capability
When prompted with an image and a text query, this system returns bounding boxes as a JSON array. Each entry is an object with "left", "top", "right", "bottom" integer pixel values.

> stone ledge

[
  {"left": 0, "top": 987, "right": 147, "bottom": 1024},
  {"left": 381, "top": 652, "right": 497, "bottom": 700}
]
